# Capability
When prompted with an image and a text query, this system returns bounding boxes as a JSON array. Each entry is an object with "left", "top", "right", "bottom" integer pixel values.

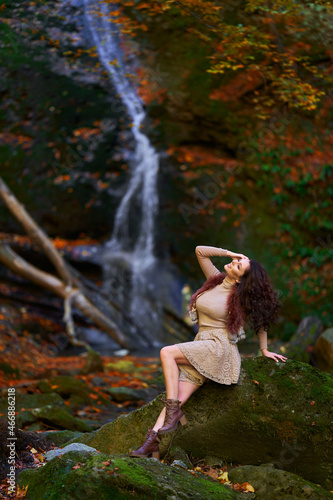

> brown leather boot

[
  {"left": 129, "top": 427, "right": 160, "bottom": 459},
  {"left": 157, "top": 397, "right": 187, "bottom": 435}
]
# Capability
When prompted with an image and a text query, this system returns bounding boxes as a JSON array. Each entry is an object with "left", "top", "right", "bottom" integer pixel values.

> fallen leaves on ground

[{"left": 194, "top": 465, "right": 255, "bottom": 493}]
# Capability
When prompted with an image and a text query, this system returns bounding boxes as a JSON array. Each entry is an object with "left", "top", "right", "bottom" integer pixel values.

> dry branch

[
  {"left": 0, "top": 177, "right": 73, "bottom": 285},
  {"left": 0, "top": 244, "right": 131, "bottom": 348}
]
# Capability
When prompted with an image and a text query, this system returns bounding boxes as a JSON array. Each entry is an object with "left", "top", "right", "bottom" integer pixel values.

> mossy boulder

[
  {"left": 31, "top": 405, "right": 93, "bottom": 432},
  {"left": 37, "top": 375, "right": 108, "bottom": 406},
  {"left": 64, "top": 358, "right": 333, "bottom": 491},
  {"left": 228, "top": 464, "right": 333, "bottom": 499},
  {"left": 17, "top": 450, "right": 244, "bottom": 499},
  {"left": 0, "top": 392, "right": 67, "bottom": 430},
  {"left": 79, "top": 349, "right": 104, "bottom": 375},
  {"left": 0, "top": 392, "right": 93, "bottom": 432}
]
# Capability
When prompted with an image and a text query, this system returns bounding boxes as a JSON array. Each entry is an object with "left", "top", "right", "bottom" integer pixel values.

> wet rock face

[
  {"left": 63, "top": 357, "right": 333, "bottom": 491},
  {"left": 314, "top": 327, "right": 333, "bottom": 372},
  {"left": 18, "top": 451, "right": 243, "bottom": 500}
]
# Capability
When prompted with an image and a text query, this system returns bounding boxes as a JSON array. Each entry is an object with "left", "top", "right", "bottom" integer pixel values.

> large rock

[
  {"left": 17, "top": 450, "right": 244, "bottom": 499},
  {"left": 228, "top": 464, "right": 333, "bottom": 499},
  {"left": 63, "top": 358, "right": 333, "bottom": 491},
  {"left": 285, "top": 316, "right": 323, "bottom": 363},
  {"left": 314, "top": 328, "right": 333, "bottom": 372}
]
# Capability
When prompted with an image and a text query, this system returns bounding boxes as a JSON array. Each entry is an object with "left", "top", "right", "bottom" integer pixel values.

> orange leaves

[
  {"left": 233, "top": 482, "right": 255, "bottom": 493},
  {"left": 72, "top": 462, "right": 83, "bottom": 469},
  {"left": 0, "top": 132, "right": 33, "bottom": 149},
  {"left": 54, "top": 174, "right": 70, "bottom": 184},
  {"left": 73, "top": 127, "right": 101, "bottom": 140}
]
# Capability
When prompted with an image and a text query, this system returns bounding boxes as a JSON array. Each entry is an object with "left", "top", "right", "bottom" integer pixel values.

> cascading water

[{"left": 83, "top": 0, "right": 162, "bottom": 346}]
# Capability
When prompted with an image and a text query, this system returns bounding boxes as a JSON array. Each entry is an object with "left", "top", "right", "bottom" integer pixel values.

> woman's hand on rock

[
  {"left": 262, "top": 349, "right": 287, "bottom": 363},
  {"left": 227, "top": 251, "right": 249, "bottom": 260}
]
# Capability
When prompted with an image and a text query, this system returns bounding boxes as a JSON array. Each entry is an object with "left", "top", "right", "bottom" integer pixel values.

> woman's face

[{"left": 224, "top": 258, "right": 250, "bottom": 281}]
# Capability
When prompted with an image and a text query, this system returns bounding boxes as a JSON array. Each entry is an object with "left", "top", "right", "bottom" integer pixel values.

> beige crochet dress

[{"left": 177, "top": 246, "right": 268, "bottom": 386}]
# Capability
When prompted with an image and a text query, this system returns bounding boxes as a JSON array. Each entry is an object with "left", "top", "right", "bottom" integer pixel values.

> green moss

[{"left": 18, "top": 451, "right": 241, "bottom": 499}]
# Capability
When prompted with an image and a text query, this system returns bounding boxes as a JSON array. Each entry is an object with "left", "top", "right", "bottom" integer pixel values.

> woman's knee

[{"left": 160, "top": 345, "right": 174, "bottom": 361}]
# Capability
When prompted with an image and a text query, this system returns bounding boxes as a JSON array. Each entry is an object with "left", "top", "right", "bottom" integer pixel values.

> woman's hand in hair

[
  {"left": 226, "top": 251, "right": 249, "bottom": 260},
  {"left": 261, "top": 348, "right": 287, "bottom": 363}
]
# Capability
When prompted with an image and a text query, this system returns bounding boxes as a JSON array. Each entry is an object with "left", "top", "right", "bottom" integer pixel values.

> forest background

[{"left": 1, "top": 0, "right": 333, "bottom": 344}]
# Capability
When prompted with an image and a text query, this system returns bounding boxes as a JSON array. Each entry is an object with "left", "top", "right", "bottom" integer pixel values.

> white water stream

[{"left": 83, "top": 0, "right": 162, "bottom": 343}]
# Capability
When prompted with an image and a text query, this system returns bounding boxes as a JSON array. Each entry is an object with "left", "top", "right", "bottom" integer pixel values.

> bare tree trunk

[
  {"left": 0, "top": 244, "right": 131, "bottom": 349},
  {"left": 0, "top": 177, "right": 73, "bottom": 285}
]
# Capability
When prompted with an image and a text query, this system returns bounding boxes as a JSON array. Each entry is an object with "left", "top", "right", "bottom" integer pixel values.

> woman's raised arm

[{"left": 195, "top": 245, "right": 229, "bottom": 279}]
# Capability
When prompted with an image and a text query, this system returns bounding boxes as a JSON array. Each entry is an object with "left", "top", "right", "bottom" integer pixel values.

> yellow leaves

[
  {"left": 218, "top": 470, "right": 229, "bottom": 482},
  {"left": 16, "top": 483, "right": 29, "bottom": 498}
]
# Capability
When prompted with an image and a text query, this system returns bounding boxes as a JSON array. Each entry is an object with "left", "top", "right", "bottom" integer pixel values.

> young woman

[{"left": 130, "top": 245, "right": 287, "bottom": 459}]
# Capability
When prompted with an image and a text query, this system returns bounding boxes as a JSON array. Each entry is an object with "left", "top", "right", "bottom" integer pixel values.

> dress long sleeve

[
  {"left": 195, "top": 245, "right": 229, "bottom": 279},
  {"left": 258, "top": 326, "right": 268, "bottom": 350}
]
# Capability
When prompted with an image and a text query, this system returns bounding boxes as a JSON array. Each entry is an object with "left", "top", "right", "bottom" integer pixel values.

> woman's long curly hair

[{"left": 189, "top": 260, "right": 280, "bottom": 336}]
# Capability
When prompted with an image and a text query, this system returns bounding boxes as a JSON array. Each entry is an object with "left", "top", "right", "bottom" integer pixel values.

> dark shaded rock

[
  {"left": 228, "top": 464, "right": 333, "bottom": 499},
  {"left": 68, "top": 394, "right": 89, "bottom": 410},
  {"left": 203, "top": 456, "right": 224, "bottom": 468},
  {"left": 313, "top": 328, "right": 333, "bottom": 372},
  {"left": 107, "top": 386, "right": 147, "bottom": 402},
  {"left": 31, "top": 405, "right": 94, "bottom": 433},
  {"left": 18, "top": 451, "right": 244, "bottom": 499},
  {"left": 167, "top": 446, "right": 193, "bottom": 469},
  {"left": 91, "top": 376, "right": 108, "bottom": 387},
  {"left": 0, "top": 418, "right": 54, "bottom": 482},
  {"left": 0, "top": 361, "right": 20, "bottom": 379},
  {"left": 63, "top": 358, "right": 333, "bottom": 491},
  {"left": 286, "top": 316, "right": 323, "bottom": 363},
  {"left": 79, "top": 349, "right": 104, "bottom": 375},
  {"left": 41, "top": 430, "right": 83, "bottom": 447}
]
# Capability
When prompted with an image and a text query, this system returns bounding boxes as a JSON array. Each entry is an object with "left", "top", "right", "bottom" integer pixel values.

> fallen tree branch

[
  {"left": 0, "top": 177, "right": 73, "bottom": 285},
  {"left": 0, "top": 243, "right": 131, "bottom": 349}
]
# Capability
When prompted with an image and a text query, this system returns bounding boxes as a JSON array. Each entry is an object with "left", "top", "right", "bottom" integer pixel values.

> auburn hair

[{"left": 189, "top": 260, "right": 280, "bottom": 335}]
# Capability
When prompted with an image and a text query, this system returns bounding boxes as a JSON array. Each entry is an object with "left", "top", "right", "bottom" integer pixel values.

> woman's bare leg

[
  {"left": 159, "top": 345, "right": 192, "bottom": 399},
  {"left": 151, "top": 343, "right": 202, "bottom": 432}
]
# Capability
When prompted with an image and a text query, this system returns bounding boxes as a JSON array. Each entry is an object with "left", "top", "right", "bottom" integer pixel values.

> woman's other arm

[{"left": 258, "top": 326, "right": 287, "bottom": 363}]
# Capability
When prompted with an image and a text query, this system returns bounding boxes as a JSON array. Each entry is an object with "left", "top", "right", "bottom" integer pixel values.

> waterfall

[{"left": 83, "top": 0, "right": 162, "bottom": 345}]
